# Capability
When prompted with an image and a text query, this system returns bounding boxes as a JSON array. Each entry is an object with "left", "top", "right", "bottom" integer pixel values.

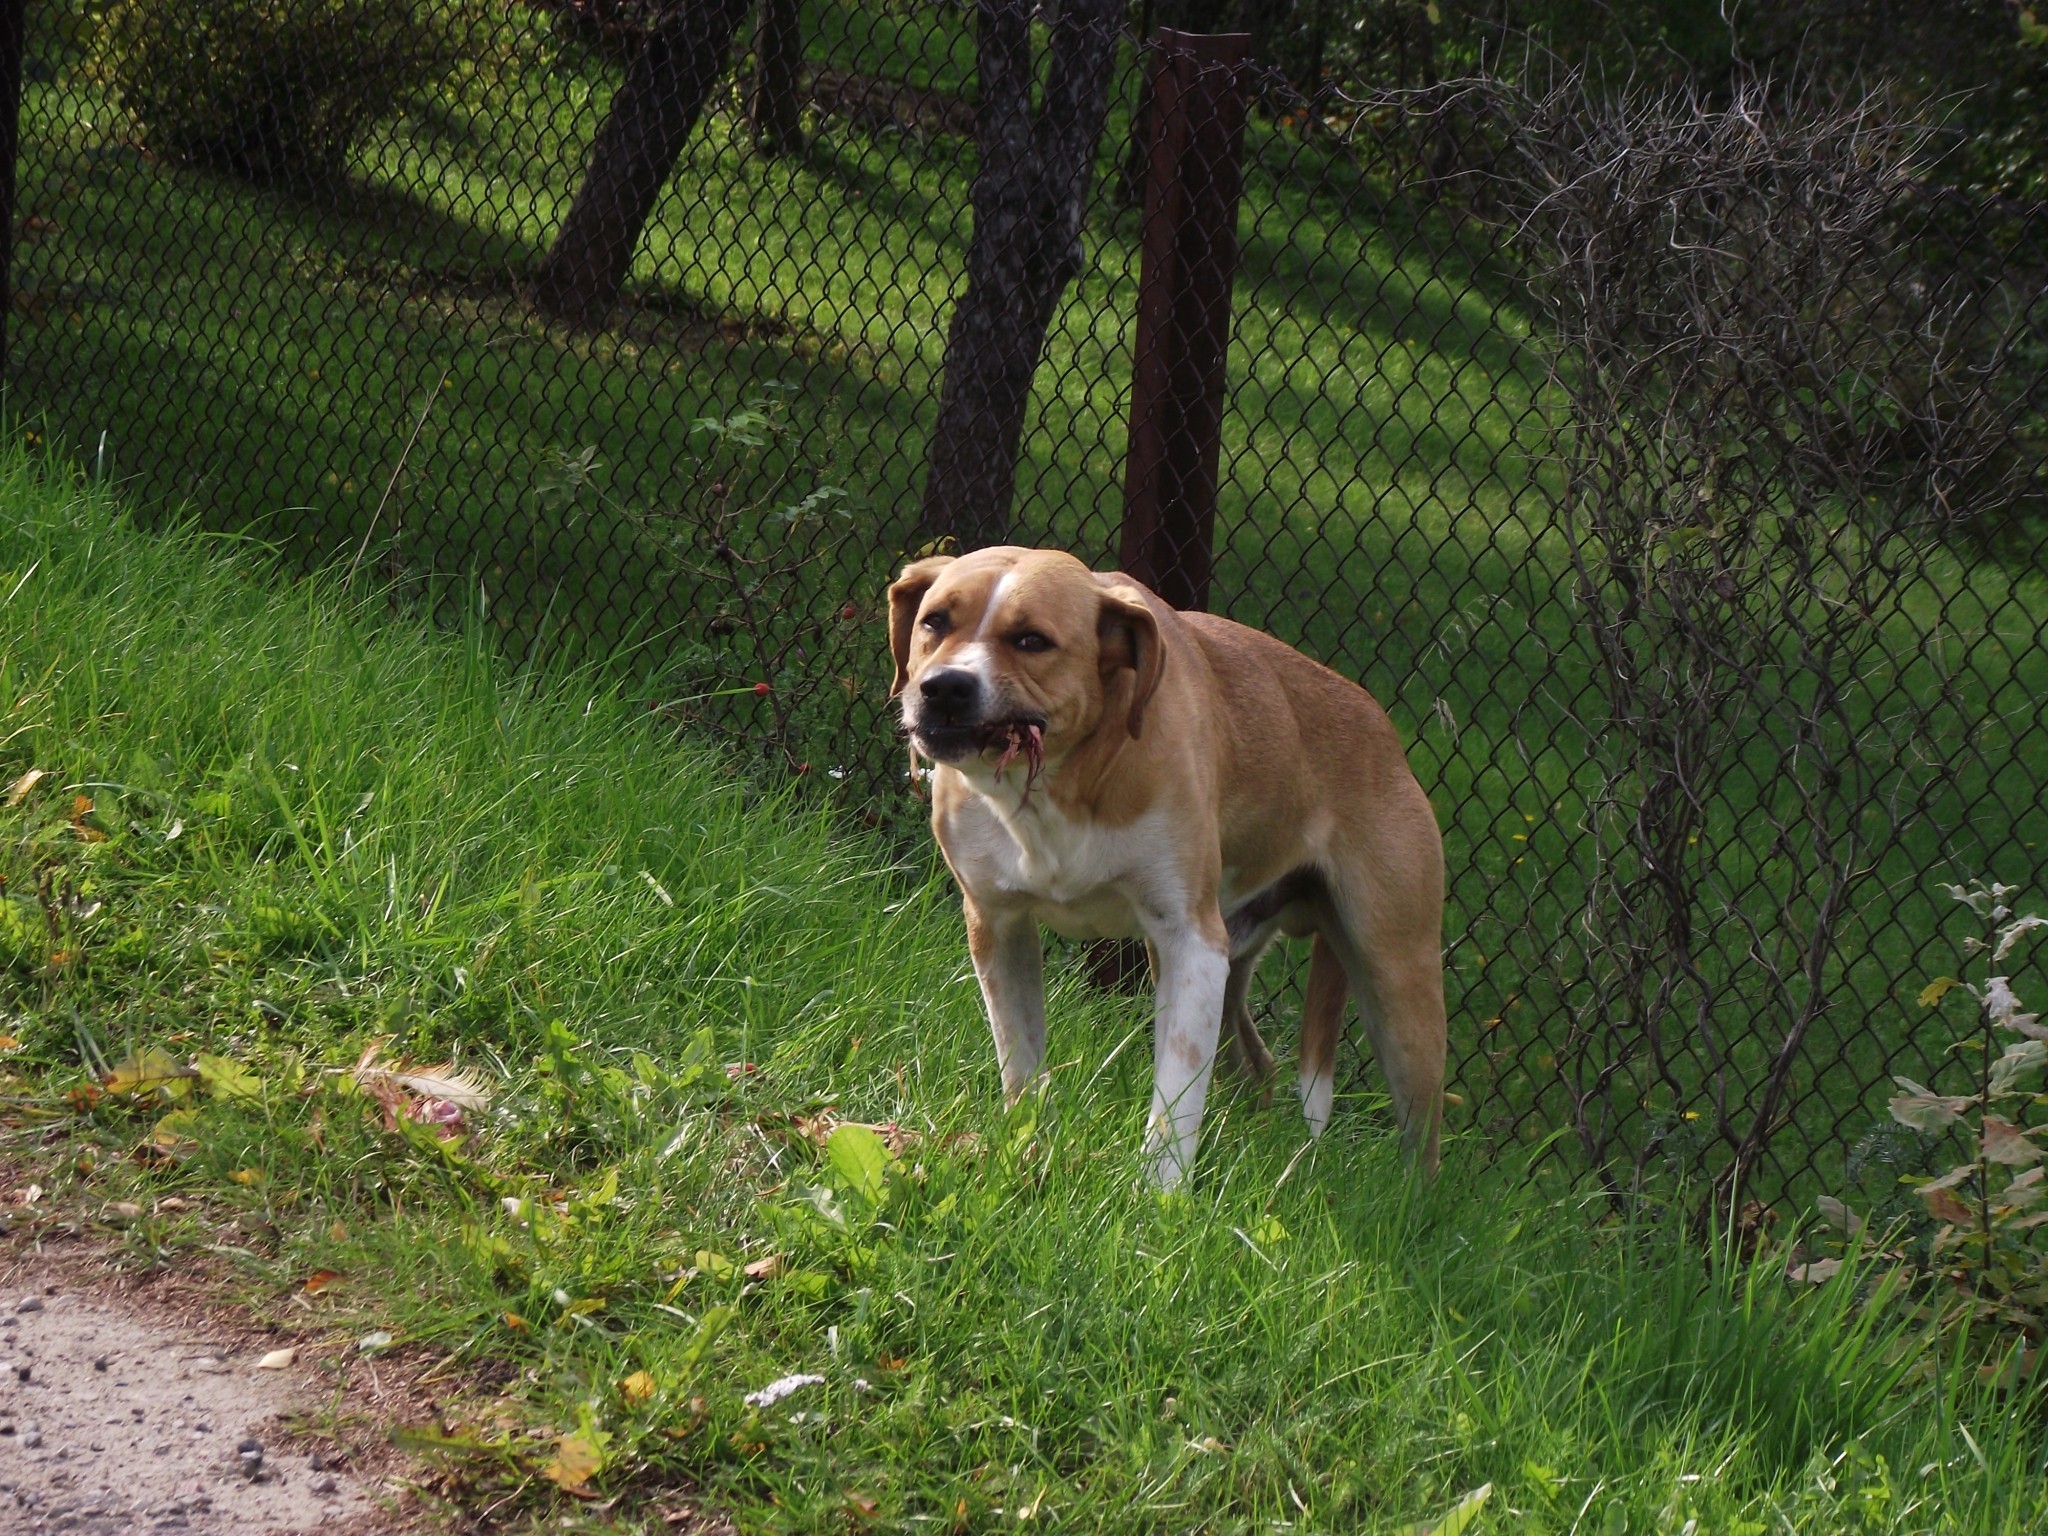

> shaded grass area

[{"left": 3, "top": 457, "right": 2047, "bottom": 1536}]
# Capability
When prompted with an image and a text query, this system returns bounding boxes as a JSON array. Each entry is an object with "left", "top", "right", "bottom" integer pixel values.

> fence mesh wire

[{"left": 11, "top": 0, "right": 2047, "bottom": 1212}]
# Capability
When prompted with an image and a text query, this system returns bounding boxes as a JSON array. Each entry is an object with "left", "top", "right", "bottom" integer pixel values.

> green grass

[
  {"left": 12, "top": 3, "right": 2048, "bottom": 1207},
  {"left": 3, "top": 457, "right": 2046, "bottom": 1534}
]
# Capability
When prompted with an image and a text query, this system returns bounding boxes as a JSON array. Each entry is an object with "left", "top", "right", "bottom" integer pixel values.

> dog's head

[{"left": 887, "top": 547, "right": 1163, "bottom": 771}]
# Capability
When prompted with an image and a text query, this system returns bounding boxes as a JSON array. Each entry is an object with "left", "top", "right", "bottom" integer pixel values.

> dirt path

[{"left": 0, "top": 1249, "right": 407, "bottom": 1535}]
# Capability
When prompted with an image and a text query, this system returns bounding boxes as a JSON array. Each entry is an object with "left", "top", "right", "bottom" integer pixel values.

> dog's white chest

[{"left": 944, "top": 786, "right": 1168, "bottom": 939}]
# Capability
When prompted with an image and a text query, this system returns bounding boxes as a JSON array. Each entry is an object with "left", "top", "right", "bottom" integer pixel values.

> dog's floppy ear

[
  {"left": 1096, "top": 582, "right": 1164, "bottom": 738},
  {"left": 887, "top": 555, "right": 957, "bottom": 697}
]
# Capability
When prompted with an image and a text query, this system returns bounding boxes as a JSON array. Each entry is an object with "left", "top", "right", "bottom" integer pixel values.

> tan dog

[{"left": 888, "top": 546, "right": 1446, "bottom": 1187}]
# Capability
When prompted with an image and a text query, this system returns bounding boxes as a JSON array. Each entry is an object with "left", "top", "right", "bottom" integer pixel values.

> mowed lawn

[{"left": 1, "top": 459, "right": 2044, "bottom": 1534}]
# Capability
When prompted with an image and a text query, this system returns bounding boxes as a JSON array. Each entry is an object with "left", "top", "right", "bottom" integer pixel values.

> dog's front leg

[
  {"left": 1142, "top": 922, "right": 1230, "bottom": 1188},
  {"left": 963, "top": 896, "right": 1047, "bottom": 1100}
]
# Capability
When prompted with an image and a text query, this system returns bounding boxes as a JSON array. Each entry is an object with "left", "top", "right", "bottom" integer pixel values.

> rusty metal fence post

[{"left": 1115, "top": 29, "right": 1250, "bottom": 612}]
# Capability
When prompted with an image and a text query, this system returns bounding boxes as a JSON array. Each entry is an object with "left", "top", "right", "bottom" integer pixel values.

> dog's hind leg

[
  {"left": 1320, "top": 907, "right": 1446, "bottom": 1174},
  {"left": 1297, "top": 933, "right": 1348, "bottom": 1137},
  {"left": 1220, "top": 946, "right": 1277, "bottom": 1099}
]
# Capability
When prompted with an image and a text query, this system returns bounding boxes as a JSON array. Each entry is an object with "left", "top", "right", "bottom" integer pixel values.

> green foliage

[
  {"left": 95, "top": 0, "right": 461, "bottom": 184},
  {"left": 1879, "top": 880, "right": 2048, "bottom": 1360}
]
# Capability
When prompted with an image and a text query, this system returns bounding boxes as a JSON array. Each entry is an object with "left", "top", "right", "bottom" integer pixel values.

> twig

[{"left": 347, "top": 369, "right": 450, "bottom": 589}]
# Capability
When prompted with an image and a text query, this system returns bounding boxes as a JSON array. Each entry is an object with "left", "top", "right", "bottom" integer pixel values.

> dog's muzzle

[
  {"left": 908, "top": 668, "right": 1047, "bottom": 768},
  {"left": 908, "top": 667, "right": 986, "bottom": 761}
]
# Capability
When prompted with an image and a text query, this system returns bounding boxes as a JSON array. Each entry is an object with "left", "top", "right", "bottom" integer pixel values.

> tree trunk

[
  {"left": 917, "top": 0, "right": 1125, "bottom": 547},
  {"left": 533, "top": 0, "right": 753, "bottom": 330},
  {"left": 750, "top": 0, "right": 805, "bottom": 156}
]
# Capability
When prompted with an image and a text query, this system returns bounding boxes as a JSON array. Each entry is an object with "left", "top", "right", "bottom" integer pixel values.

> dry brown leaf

[
  {"left": 4, "top": 767, "right": 46, "bottom": 807},
  {"left": 70, "top": 794, "right": 106, "bottom": 842},
  {"left": 1983, "top": 1116, "right": 2043, "bottom": 1167},
  {"left": 1921, "top": 1185, "right": 1976, "bottom": 1225}
]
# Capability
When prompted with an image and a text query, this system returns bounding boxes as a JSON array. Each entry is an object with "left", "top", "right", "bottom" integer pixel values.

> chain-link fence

[{"left": 8, "top": 0, "right": 2046, "bottom": 1212}]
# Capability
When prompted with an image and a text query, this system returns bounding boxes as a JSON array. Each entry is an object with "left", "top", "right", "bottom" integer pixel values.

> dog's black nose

[{"left": 919, "top": 668, "right": 980, "bottom": 722}]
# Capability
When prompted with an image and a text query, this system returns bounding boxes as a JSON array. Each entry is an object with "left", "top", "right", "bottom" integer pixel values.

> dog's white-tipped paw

[{"left": 1297, "top": 1072, "right": 1333, "bottom": 1138}]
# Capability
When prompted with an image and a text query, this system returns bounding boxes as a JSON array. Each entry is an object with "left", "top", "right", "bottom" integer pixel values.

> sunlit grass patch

[{"left": 0, "top": 458, "right": 2042, "bottom": 1533}]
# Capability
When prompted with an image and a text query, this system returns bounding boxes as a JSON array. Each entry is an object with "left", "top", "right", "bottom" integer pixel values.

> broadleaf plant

[{"left": 1868, "top": 880, "right": 2048, "bottom": 1367}]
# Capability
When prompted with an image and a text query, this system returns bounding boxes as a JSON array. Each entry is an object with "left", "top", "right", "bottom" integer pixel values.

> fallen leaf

[
  {"left": 503, "top": 1312, "right": 529, "bottom": 1332},
  {"left": 619, "top": 1369, "right": 656, "bottom": 1405},
  {"left": 255, "top": 1348, "right": 296, "bottom": 1370},
  {"left": 540, "top": 1429, "right": 607, "bottom": 1494},
  {"left": 1787, "top": 1257, "right": 1842, "bottom": 1284},
  {"left": 4, "top": 767, "right": 45, "bottom": 806},
  {"left": 227, "top": 1168, "right": 263, "bottom": 1186},
  {"left": 357, "top": 1330, "right": 394, "bottom": 1354},
  {"left": 150, "top": 1109, "right": 203, "bottom": 1152},
  {"left": 70, "top": 794, "right": 106, "bottom": 842},
  {"left": 195, "top": 1053, "right": 263, "bottom": 1102},
  {"left": 103, "top": 1047, "right": 196, "bottom": 1100},
  {"left": 302, "top": 1269, "right": 346, "bottom": 1294},
  {"left": 743, "top": 1254, "right": 786, "bottom": 1281}
]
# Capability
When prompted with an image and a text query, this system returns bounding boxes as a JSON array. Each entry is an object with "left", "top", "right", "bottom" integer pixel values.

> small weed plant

[{"left": 1857, "top": 880, "right": 2048, "bottom": 1365}]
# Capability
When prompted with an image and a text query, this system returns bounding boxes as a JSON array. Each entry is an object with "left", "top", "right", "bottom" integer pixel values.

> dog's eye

[
  {"left": 921, "top": 611, "right": 952, "bottom": 636},
  {"left": 1010, "top": 631, "right": 1054, "bottom": 654}
]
